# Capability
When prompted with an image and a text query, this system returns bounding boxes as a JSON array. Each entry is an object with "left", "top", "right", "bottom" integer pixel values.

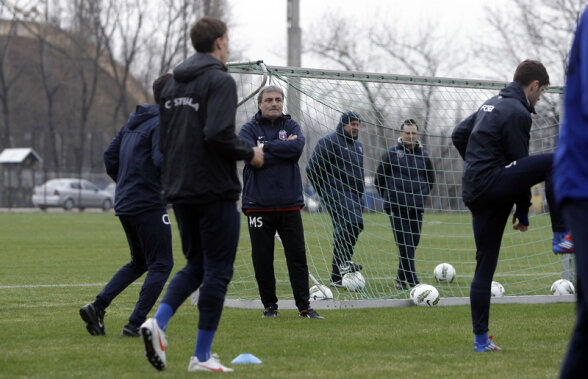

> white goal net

[{"left": 225, "top": 61, "right": 570, "bottom": 303}]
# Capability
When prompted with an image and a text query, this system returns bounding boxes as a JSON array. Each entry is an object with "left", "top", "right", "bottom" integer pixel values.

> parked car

[
  {"left": 104, "top": 182, "right": 116, "bottom": 197},
  {"left": 32, "top": 178, "right": 114, "bottom": 211}
]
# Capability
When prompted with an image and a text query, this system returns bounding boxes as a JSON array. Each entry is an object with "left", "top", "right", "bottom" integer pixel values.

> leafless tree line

[
  {"left": 302, "top": 0, "right": 584, "bottom": 210},
  {"left": 0, "top": 0, "right": 227, "bottom": 180}
]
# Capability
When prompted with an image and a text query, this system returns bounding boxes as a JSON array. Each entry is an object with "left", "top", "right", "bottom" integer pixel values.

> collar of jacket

[
  {"left": 397, "top": 137, "right": 422, "bottom": 152},
  {"left": 500, "top": 81, "right": 536, "bottom": 114},
  {"left": 254, "top": 111, "right": 291, "bottom": 125},
  {"left": 336, "top": 123, "right": 357, "bottom": 142}
]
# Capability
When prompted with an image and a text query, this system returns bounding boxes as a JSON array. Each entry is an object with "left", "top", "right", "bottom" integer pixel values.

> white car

[{"left": 32, "top": 178, "right": 114, "bottom": 211}]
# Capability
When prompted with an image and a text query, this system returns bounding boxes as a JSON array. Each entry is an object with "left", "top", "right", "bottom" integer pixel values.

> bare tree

[
  {"left": 98, "top": 0, "right": 146, "bottom": 135},
  {"left": 0, "top": 15, "right": 21, "bottom": 149},
  {"left": 137, "top": 0, "right": 229, "bottom": 90},
  {"left": 306, "top": 12, "right": 390, "bottom": 164},
  {"left": 35, "top": 20, "right": 66, "bottom": 175},
  {"left": 478, "top": 0, "right": 585, "bottom": 84}
]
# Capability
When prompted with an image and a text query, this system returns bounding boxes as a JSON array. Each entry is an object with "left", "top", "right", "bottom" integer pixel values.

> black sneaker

[
  {"left": 339, "top": 261, "right": 363, "bottom": 275},
  {"left": 299, "top": 308, "right": 325, "bottom": 320},
  {"left": 262, "top": 305, "right": 278, "bottom": 318},
  {"left": 121, "top": 324, "right": 140, "bottom": 337},
  {"left": 394, "top": 279, "right": 408, "bottom": 290},
  {"left": 80, "top": 303, "right": 105, "bottom": 335}
]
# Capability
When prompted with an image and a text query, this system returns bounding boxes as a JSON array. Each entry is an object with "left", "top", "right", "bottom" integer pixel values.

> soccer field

[{"left": 0, "top": 212, "right": 575, "bottom": 377}]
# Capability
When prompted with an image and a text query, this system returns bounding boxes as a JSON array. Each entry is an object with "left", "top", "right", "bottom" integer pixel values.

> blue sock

[
  {"left": 475, "top": 332, "right": 489, "bottom": 346},
  {"left": 194, "top": 329, "right": 216, "bottom": 362},
  {"left": 154, "top": 303, "right": 174, "bottom": 332}
]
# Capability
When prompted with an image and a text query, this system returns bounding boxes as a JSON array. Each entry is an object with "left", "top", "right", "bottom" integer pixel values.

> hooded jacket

[
  {"left": 239, "top": 111, "right": 305, "bottom": 210},
  {"left": 104, "top": 103, "right": 165, "bottom": 215},
  {"left": 158, "top": 52, "right": 253, "bottom": 204},
  {"left": 452, "top": 81, "right": 534, "bottom": 208},
  {"left": 375, "top": 137, "right": 434, "bottom": 212},
  {"left": 306, "top": 123, "right": 365, "bottom": 225},
  {"left": 554, "top": 7, "right": 588, "bottom": 204}
]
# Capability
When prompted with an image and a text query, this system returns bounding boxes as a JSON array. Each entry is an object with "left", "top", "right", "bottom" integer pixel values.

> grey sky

[{"left": 230, "top": 0, "right": 509, "bottom": 78}]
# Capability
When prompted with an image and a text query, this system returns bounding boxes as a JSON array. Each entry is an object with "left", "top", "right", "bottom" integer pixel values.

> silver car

[{"left": 32, "top": 178, "right": 114, "bottom": 211}]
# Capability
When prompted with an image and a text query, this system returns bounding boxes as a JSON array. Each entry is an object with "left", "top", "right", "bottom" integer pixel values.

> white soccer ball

[
  {"left": 409, "top": 283, "right": 425, "bottom": 299},
  {"left": 342, "top": 272, "right": 366, "bottom": 292},
  {"left": 491, "top": 281, "right": 505, "bottom": 297},
  {"left": 434, "top": 263, "right": 456, "bottom": 283},
  {"left": 411, "top": 284, "right": 440, "bottom": 306},
  {"left": 551, "top": 279, "right": 575, "bottom": 295},
  {"left": 309, "top": 284, "right": 333, "bottom": 300}
]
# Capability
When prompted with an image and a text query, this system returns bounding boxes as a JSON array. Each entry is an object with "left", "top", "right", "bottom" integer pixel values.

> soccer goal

[{"left": 225, "top": 61, "right": 572, "bottom": 306}]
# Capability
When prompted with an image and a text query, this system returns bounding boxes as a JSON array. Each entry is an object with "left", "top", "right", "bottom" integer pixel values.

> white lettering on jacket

[{"left": 164, "top": 97, "right": 200, "bottom": 112}]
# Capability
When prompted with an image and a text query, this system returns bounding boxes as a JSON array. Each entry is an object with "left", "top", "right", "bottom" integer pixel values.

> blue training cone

[{"left": 231, "top": 353, "right": 262, "bottom": 364}]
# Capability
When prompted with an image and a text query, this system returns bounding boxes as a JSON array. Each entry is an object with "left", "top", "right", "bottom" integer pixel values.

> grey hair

[{"left": 257, "top": 85, "right": 285, "bottom": 104}]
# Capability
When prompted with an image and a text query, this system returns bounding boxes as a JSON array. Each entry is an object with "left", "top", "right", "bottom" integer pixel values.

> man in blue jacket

[
  {"left": 306, "top": 111, "right": 365, "bottom": 288},
  {"left": 554, "top": 6, "right": 588, "bottom": 377},
  {"left": 239, "top": 85, "right": 324, "bottom": 320},
  {"left": 140, "top": 17, "right": 264, "bottom": 373},
  {"left": 80, "top": 73, "right": 174, "bottom": 338},
  {"left": 375, "top": 119, "right": 435, "bottom": 290},
  {"left": 452, "top": 60, "right": 569, "bottom": 352}
]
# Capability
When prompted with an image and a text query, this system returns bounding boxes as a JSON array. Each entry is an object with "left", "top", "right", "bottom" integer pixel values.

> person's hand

[
  {"left": 286, "top": 134, "right": 298, "bottom": 140},
  {"left": 250, "top": 146, "right": 264, "bottom": 168},
  {"left": 512, "top": 210, "right": 529, "bottom": 232}
]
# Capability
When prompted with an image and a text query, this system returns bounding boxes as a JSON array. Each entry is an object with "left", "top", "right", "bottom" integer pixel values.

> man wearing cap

[
  {"left": 306, "top": 111, "right": 365, "bottom": 288},
  {"left": 375, "top": 119, "right": 435, "bottom": 290}
]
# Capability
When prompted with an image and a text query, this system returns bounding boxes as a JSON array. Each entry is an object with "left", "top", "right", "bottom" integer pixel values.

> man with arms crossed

[
  {"left": 239, "top": 85, "right": 324, "bottom": 320},
  {"left": 140, "top": 16, "right": 263, "bottom": 372}
]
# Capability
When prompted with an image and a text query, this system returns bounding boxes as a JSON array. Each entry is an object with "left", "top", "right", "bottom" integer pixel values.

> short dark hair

[
  {"left": 513, "top": 60, "right": 550, "bottom": 87},
  {"left": 257, "top": 85, "right": 285, "bottom": 104},
  {"left": 190, "top": 16, "right": 227, "bottom": 53},
  {"left": 152, "top": 73, "right": 172, "bottom": 103},
  {"left": 401, "top": 119, "right": 418, "bottom": 131}
]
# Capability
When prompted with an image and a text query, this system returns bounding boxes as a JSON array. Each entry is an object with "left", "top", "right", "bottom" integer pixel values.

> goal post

[{"left": 226, "top": 61, "right": 570, "bottom": 303}]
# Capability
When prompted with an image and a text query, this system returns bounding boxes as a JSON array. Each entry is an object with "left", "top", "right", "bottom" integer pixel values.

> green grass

[{"left": 0, "top": 213, "right": 576, "bottom": 378}]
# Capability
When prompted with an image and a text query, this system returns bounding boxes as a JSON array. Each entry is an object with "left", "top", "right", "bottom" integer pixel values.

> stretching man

[
  {"left": 140, "top": 16, "right": 263, "bottom": 372},
  {"left": 452, "top": 60, "right": 570, "bottom": 352},
  {"left": 80, "top": 73, "right": 173, "bottom": 337}
]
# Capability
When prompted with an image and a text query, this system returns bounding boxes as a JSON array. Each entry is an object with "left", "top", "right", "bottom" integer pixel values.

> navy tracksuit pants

[
  {"left": 559, "top": 200, "right": 588, "bottom": 378},
  {"left": 467, "top": 153, "right": 565, "bottom": 335},
  {"left": 330, "top": 222, "right": 363, "bottom": 282},
  {"left": 95, "top": 208, "right": 173, "bottom": 328},
  {"left": 160, "top": 201, "right": 239, "bottom": 331},
  {"left": 390, "top": 206, "right": 423, "bottom": 285},
  {"left": 246, "top": 210, "right": 310, "bottom": 312}
]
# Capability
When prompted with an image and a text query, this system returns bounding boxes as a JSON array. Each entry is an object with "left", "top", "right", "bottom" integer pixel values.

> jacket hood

[
  {"left": 173, "top": 52, "right": 226, "bottom": 83},
  {"left": 336, "top": 123, "right": 357, "bottom": 141},
  {"left": 499, "top": 81, "right": 535, "bottom": 114},
  {"left": 397, "top": 136, "right": 423, "bottom": 149},
  {"left": 126, "top": 103, "right": 159, "bottom": 130}
]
